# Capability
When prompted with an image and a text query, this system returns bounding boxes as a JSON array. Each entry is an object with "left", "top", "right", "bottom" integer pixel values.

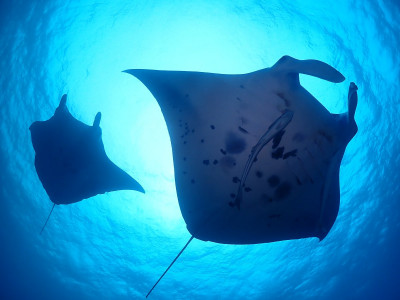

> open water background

[{"left": 0, "top": 1, "right": 399, "bottom": 299}]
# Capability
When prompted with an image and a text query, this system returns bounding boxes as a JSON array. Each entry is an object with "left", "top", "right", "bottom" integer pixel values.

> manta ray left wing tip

[
  {"left": 122, "top": 69, "right": 149, "bottom": 77},
  {"left": 122, "top": 69, "right": 136, "bottom": 75}
]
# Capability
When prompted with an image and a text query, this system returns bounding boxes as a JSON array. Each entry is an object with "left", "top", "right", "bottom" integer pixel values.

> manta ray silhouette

[
  {"left": 125, "top": 55, "right": 358, "bottom": 297},
  {"left": 30, "top": 94, "right": 144, "bottom": 233}
]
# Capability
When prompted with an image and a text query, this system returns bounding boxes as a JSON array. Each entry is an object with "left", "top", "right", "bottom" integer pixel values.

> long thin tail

[
  {"left": 146, "top": 235, "right": 194, "bottom": 298},
  {"left": 40, "top": 203, "right": 55, "bottom": 235}
]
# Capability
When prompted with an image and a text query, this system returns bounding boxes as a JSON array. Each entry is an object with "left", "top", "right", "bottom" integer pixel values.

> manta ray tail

[
  {"left": 40, "top": 203, "right": 56, "bottom": 235},
  {"left": 272, "top": 55, "right": 345, "bottom": 83},
  {"left": 146, "top": 236, "right": 194, "bottom": 298}
]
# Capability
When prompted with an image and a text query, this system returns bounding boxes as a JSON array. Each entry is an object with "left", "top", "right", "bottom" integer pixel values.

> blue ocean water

[{"left": 0, "top": 0, "right": 399, "bottom": 299}]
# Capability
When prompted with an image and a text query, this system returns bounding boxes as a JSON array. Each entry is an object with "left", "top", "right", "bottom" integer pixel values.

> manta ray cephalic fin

[{"left": 272, "top": 55, "right": 345, "bottom": 83}]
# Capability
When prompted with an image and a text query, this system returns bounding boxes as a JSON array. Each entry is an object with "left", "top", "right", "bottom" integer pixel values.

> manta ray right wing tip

[
  {"left": 122, "top": 69, "right": 146, "bottom": 81},
  {"left": 122, "top": 69, "right": 140, "bottom": 75}
]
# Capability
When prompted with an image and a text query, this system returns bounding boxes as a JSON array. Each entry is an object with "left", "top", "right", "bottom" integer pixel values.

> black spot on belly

[
  {"left": 271, "top": 147, "right": 284, "bottom": 159},
  {"left": 230, "top": 193, "right": 235, "bottom": 198},
  {"left": 236, "top": 97, "right": 241, "bottom": 101},
  {"left": 203, "top": 160, "right": 210, "bottom": 165},
  {"left": 210, "top": 125, "right": 215, "bottom": 130},
  {"left": 191, "top": 179, "right": 195, "bottom": 184},
  {"left": 213, "top": 160, "right": 218, "bottom": 165},
  {"left": 201, "top": 139, "right": 204, "bottom": 143},
  {"left": 256, "top": 171, "right": 263, "bottom": 178},
  {"left": 240, "top": 84, "right": 245, "bottom": 89},
  {"left": 220, "top": 148, "right": 227, "bottom": 155},
  {"left": 272, "top": 130, "right": 285, "bottom": 149},
  {"left": 268, "top": 175, "right": 280, "bottom": 187},
  {"left": 225, "top": 132, "right": 246, "bottom": 154},
  {"left": 274, "top": 182, "right": 291, "bottom": 199},
  {"left": 283, "top": 149, "right": 297, "bottom": 159},
  {"left": 244, "top": 187, "right": 252, "bottom": 192},
  {"left": 232, "top": 176, "right": 240, "bottom": 183},
  {"left": 183, "top": 157, "right": 187, "bottom": 161}
]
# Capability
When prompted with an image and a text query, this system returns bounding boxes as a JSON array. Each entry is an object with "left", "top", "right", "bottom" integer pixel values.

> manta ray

[
  {"left": 30, "top": 94, "right": 144, "bottom": 233},
  {"left": 125, "top": 55, "right": 358, "bottom": 297}
]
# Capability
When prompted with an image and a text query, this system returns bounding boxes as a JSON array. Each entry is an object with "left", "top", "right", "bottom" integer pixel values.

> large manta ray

[
  {"left": 125, "top": 56, "right": 358, "bottom": 245},
  {"left": 125, "top": 56, "right": 358, "bottom": 297},
  {"left": 30, "top": 94, "right": 144, "bottom": 233}
]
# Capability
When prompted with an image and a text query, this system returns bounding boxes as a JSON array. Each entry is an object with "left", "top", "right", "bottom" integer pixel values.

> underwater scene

[{"left": 0, "top": 0, "right": 399, "bottom": 299}]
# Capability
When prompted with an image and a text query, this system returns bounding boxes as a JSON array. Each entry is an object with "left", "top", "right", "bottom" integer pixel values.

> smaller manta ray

[{"left": 30, "top": 94, "right": 144, "bottom": 233}]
